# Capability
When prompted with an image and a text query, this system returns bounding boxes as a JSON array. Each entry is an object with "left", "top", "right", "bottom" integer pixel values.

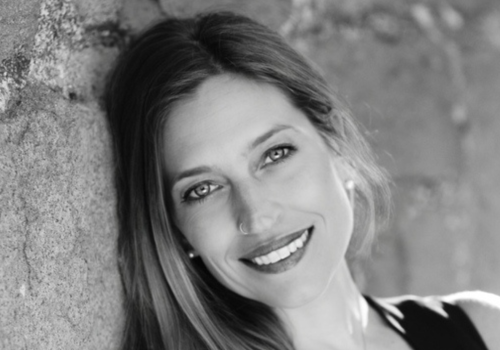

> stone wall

[{"left": 1, "top": 0, "right": 499, "bottom": 348}]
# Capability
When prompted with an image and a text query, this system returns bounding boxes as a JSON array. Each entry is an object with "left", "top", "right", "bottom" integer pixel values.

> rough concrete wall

[
  {"left": 0, "top": 0, "right": 124, "bottom": 349},
  {"left": 1, "top": 0, "right": 499, "bottom": 349}
]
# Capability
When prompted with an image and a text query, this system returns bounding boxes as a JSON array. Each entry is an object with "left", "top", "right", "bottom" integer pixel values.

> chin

[{"left": 254, "top": 262, "right": 341, "bottom": 310}]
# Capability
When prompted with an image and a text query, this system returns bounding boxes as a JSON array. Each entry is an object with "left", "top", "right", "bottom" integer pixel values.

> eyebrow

[
  {"left": 249, "top": 124, "right": 293, "bottom": 151},
  {"left": 172, "top": 165, "right": 213, "bottom": 185},
  {"left": 172, "top": 124, "right": 294, "bottom": 186}
]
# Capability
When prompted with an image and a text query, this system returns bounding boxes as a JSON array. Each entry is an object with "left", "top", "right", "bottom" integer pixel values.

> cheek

[
  {"left": 289, "top": 150, "right": 352, "bottom": 246},
  {"left": 284, "top": 151, "right": 342, "bottom": 205},
  {"left": 176, "top": 206, "right": 234, "bottom": 259}
]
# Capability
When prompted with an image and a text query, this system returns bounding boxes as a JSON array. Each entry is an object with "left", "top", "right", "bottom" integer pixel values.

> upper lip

[{"left": 239, "top": 227, "right": 311, "bottom": 261}]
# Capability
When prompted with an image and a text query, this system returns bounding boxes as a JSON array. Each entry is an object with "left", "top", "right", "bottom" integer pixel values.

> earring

[
  {"left": 344, "top": 179, "right": 355, "bottom": 204},
  {"left": 187, "top": 250, "right": 198, "bottom": 259},
  {"left": 239, "top": 223, "right": 248, "bottom": 235}
]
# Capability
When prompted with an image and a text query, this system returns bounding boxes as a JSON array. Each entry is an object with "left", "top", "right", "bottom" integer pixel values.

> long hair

[{"left": 105, "top": 12, "right": 390, "bottom": 350}]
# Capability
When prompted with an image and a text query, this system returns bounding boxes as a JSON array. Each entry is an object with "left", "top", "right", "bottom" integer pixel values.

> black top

[{"left": 365, "top": 295, "right": 488, "bottom": 350}]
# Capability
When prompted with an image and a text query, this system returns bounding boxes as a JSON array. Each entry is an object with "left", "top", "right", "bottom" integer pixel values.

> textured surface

[
  {"left": 0, "top": 0, "right": 123, "bottom": 349},
  {"left": 160, "top": 0, "right": 292, "bottom": 30},
  {"left": 0, "top": 0, "right": 40, "bottom": 62},
  {"left": 1, "top": 0, "right": 500, "bottom": 349},
  {"left": 0, "top": 87, "right": 122, "bottom": 349}
]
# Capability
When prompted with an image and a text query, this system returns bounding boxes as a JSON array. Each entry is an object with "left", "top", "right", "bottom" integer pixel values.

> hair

[{"left": 105, "top": 11, "right": 391, "bottom": 350}]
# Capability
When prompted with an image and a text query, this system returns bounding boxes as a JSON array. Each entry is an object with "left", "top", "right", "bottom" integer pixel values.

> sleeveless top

[{"left": 365, "top": 295, "right": 489, "bottom": 350}]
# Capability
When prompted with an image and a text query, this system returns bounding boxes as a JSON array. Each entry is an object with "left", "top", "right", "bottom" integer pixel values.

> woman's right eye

[{"left": 182, "top": 182, "right": 221, "bottom": 203}]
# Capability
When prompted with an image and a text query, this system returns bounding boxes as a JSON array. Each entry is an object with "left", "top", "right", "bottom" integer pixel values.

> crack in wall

[{"left": 19, "top": 185, "right": 34, "bottom": 295}]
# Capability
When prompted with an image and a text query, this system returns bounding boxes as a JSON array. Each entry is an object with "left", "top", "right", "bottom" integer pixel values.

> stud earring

[
  {"left": 344, "top": 179, "right": 355, "bottom": 204},
  {"left": 239, "top": 223, "right": 248, "bottom": 235},
  {"left": 187, "top": 250, "right": 198, "bottom": 259}
]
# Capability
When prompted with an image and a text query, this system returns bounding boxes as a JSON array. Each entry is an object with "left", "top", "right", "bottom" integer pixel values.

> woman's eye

[
  {"left": 183, "top": 182, "right": 220, "bottom": 203},
  {"left": 263, "top": 145, "right": 295, "bottom": 166}
]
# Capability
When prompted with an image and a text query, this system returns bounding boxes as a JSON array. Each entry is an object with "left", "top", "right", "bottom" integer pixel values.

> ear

[
  {"left": 330, "top": 154, "right": 356, "bottom": 184},
  {"left": 179, "top": 232, "right": 194, "bottom": 250},
  {"left": 181, "top": 235, "right": 200, "bottom": 259},
  {"left": 329, "top": 155, "right": 358, "bottom": 207},
  {"left": 171, "top": 222, "right": 195, "bottom": 253},
  {"left": 187, "top": 249, "right": 199, "bottom": 259}
]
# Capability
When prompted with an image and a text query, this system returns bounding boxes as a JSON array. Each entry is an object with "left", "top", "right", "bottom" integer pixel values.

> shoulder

[{"left": 443, "top": 291, "right": 500, "bottom": 350}]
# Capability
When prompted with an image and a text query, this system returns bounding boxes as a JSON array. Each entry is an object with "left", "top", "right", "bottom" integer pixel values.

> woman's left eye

[{"left": 263, "top": 145, "right": 296, "bottom": 166}]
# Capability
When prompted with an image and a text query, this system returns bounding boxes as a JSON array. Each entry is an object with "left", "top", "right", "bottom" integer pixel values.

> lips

[
  {"left": 239, "top": 226, "right": 314, "bottom": 273},
  {"left": 240, "top": 227, "right": 311, "bottom": 261}
]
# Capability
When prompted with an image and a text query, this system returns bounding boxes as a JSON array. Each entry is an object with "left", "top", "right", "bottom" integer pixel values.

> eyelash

[
  {"left": 181, "top": 182, "right": 220, "bottom": 204},
  {"left": 181, "top": 144, "right": 297, "bottom": 204},
  {"left": 262, "top": 144, "right": 296, "bottom": 167}
]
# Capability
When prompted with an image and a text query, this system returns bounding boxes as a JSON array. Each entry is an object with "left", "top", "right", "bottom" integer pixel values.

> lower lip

[{"left": 241, "top": 227, "right": 313, "bottom": 274}]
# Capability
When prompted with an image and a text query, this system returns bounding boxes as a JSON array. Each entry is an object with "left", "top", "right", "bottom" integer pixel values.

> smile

[
  {"left": 240, "top": 227, "right": 314, "bottom": 274},
  {"left": 251, "top": 230, "right": 309, "bottom": 265}
]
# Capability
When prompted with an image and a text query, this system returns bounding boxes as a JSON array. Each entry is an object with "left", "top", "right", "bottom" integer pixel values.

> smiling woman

[
  {"left": 105, "top": 11, "right": 500, "bottom": 350},
  {"left": 164, "top": 75, "right": 355, "bottom": 308}
]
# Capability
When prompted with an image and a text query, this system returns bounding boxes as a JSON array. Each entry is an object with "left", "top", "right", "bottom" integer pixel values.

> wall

[{"left": 1, "top": 0, "right": 499, "bottom": 348}]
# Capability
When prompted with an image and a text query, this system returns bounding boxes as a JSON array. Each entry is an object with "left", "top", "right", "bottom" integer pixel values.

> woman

[{"left": 105, "top": 11, "right": 500, "bottom": 350}]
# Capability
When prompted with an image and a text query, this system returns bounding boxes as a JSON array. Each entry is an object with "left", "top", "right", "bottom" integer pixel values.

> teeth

[
  {"left": 250, "top": 229, "right": 309, "bottom": 266},
  {"left": 296, "top": 236, "right": 304, "bottom": 248},
  {"left": 277, "top": 246, "right": 290, "bottom": 259},
  {"left": 269, "top": 251, "right": 280, "bottom": 263}
]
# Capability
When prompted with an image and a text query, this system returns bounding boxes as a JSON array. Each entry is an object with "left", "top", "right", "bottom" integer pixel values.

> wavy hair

[{"left": 105, "top": 11, "right": 390, "bottom": 350}]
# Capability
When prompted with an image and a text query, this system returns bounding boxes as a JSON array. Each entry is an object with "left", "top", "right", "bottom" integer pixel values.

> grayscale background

[{"left": 1, "top": 0, "right": 499, "bottom": 348}]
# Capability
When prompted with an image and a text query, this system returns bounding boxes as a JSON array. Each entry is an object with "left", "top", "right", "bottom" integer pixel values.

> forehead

[{"left": 162, "top": 75, "right": 312, "bottom": 178}]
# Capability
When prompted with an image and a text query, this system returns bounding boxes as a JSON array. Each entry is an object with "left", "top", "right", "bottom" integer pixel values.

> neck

[{"left": 276, "top": 260, "right": 369, "bottom": 350}]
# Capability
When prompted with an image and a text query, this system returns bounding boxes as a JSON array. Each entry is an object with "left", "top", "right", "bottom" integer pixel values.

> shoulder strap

[{"left": 365, "top": 295, "right": 489, "bottom": 350}]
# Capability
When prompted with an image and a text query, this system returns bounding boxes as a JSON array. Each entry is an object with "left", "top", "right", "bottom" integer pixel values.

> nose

[{"left": 233, "top": 182, "right": 284, "bottom": 235}]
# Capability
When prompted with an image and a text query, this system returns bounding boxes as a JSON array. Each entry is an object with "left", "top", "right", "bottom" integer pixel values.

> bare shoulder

[{"left": 443, "top": 291, "right": 500, "bottom": 350}]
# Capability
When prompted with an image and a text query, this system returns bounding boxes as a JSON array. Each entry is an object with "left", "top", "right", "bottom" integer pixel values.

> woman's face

[{"left": 163, "top": 75, "right": 353, "bottom": 309}]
